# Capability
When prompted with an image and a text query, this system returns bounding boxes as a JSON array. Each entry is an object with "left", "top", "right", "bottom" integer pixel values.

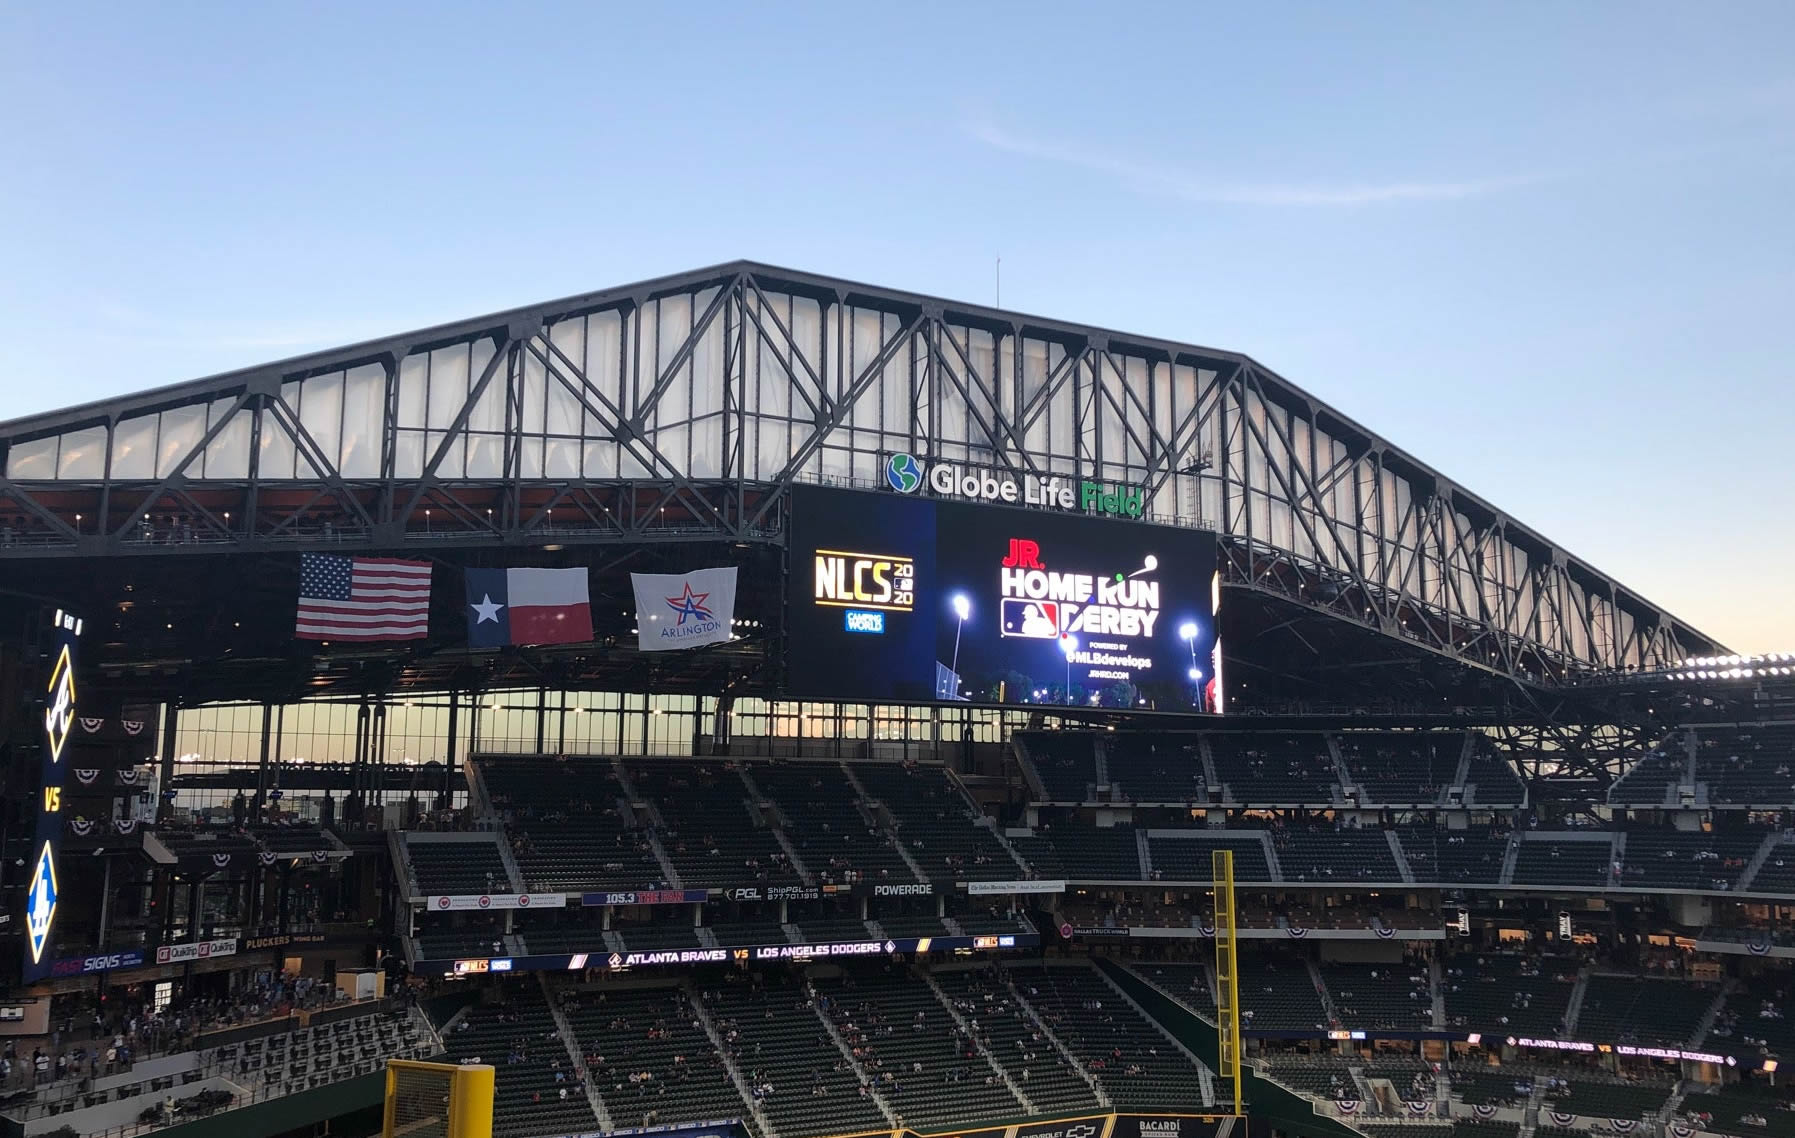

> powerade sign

[{"left": 885, "top": 452, "right": 1144, "bottom": 519}]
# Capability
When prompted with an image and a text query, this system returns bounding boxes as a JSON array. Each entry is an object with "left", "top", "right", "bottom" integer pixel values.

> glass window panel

[
  {"left": 465, "top": 360, "right": 505, "bottom": 434},
  {"left": 396, "top": 353, "right": 428, "bottom": 429},
  {"left": 259, "top": 406, "right": 297, "bottom": 479},
  {"left": 338, "top": 364, "right": 385, "bottom": 478},
  {"left": 55, "top": 426, "right": 107, "bottom": 479},
  {"left": 520, "top": 346, "right": 547, "bottom": 437},
  {"left": 427, "top": 345, "right": 469, "bottom": 430},
  {"left": 202, "top": 399, "right": 251, "bottom": 479},
  {"left": 394, "top": 429, "right": 424, "bottom": 479},
  {"left": 543, "top": 436, "right": 579, "bottom": 478},
  {"left": 111, "top": 415, "right": 158, "bottom": 479},
  {"left": 298, "top": 372, "right": 345, "bottom": 471},
  {"left": 464, "top": 432, "right": 502, "bottom": 478},
  {"left": 156, "top": 405, "right": 207, "bottom": 478}
]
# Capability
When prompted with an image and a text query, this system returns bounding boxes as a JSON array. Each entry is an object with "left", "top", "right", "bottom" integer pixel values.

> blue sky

[{"left": 2, "top": 1, "right": 1791, "bottom": 651}]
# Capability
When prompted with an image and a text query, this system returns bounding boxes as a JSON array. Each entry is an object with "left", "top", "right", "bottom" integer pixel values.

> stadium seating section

[
  {"left": 1321, "top": 962, "right": 1435, "bottom": 1032},
  {"left": 1575, "top": 974, "right": 1719, "bottom": 1047},
  {"left": 405, "top": 836, "right": 511, "bottom": 895},
  {"left": 1207, "top": 733, "right": 1339, "bottom": 803},
  {"left": 438, "top": 990, "right": 599, "bottom": 1138},
  {"left": 1274, "top": 827, "right": 1402, "bottom": 883},
  {"left": 1147, "top": 833, "right": 1275, "bottom": 882},
  {"left": 1005, "top": 963, "right": 1210, "bottom": 1111},
  {"left": 855, "top": 764, "right": 1023, "bottom": 883},
  {"left": 1617, "top": 829, "right": 1763, "bottom": 891},
  {"left": 1238, "top": 959, "right": 1329, "bottom": 1032},
  {"left": 815, "top": 970, "right": 1025, "bottom": 1130},
  {"left": 626, "top": 760, "right": 802, "bottom": 890},
  {"left": 1398, "top": 826, "right": 1510, "bottom": 884},
  {"left": 1609, "top": 736, "right": 1687, "bottom": 806},
  {"left": 482, "top": 756, "right": 665, "bottom": 893},
  {"left": 1104, "top": 735, "right": 1209, "bottom": 802},
  {"left": 1016, "top": 732, "right": 1102, "bottom": 802},
  {"left": 932, "top": 967, "right": 1101, "bottom": 1116},
  {"left": 1442, "top": 954, "right": 1577, "bottom": 1036},
  {"left": 1337, "top": 731, "right": 1461, "bottom": 804},
  {"left": 1511, "top": 838, "right": 1612, "bottom": 888},
  {"left": 560, "top": 987, "right": 744, "bottom": 1130},
  {"left": 1693, "top": 725, "right": 1795, "bottom": 806}
]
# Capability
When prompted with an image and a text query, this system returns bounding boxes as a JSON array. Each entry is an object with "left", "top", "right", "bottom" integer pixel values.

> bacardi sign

[{"left": 885, "top": 453, "right": 1143, "bottom": 519}]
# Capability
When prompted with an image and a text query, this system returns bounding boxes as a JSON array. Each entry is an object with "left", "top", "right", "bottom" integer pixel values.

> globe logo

[{"left": 885, "top": 452, "right": 923, "bottom": 493}]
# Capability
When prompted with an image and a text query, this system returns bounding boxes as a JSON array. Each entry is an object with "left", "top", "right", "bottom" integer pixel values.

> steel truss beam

[{"left": 0, "top": 262, "right": 1724, "bottom": 687}]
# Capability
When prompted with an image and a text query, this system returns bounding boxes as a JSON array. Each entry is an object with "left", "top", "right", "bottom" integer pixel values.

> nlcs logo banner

[{"left": 631, "top": 568, "right": 737, "bottom": 652}]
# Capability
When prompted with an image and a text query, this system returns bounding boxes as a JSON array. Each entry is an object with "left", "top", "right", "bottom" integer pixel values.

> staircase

[
  {"left": 1387, "top": 831, "right": 1415, "bottom": 884},
  {"left": 1092, "top": 741, "right": 1111, "bottom": 793},
  {"left": 1327, "top": 735, "right": 1358, "bottom": 802},
  {"left": 917, "top": 970, "right": 1036, "bottom": 1114},
  {"left": 1005, "top": 973, "right": 1111, "bottom": 1109},
  {"left": 494, "top": 833, "right": 527, "bottom": 894},
  {"left": 737, "top": 765, "right": 815, "bottom": 885},
  {"left": 1737, "top": 832, "right": 1781, "bottom": 893},
  {"left": 1196, "top": 738, "right": 1220, "bottom": 795},
  {"left": 1308, "top": 961, "right": 1341, "bottom": 1027},
  {"left": 689, "top": 984, "right": 780, "bottom": 1138},
  {"left": 1013, "top": 740, "right": 1051, "bottom": 801},
  {"left": 808, "top": 997, "right": 902, "bottom": 1129},
  {"left": 1499, "top": 833, "right": 1522, "bottom": 885},
  {"left": 1096, "top": 966, "right": 1215, "bottom": 1108},
  {"left": 1691, "top": 980, "right": 1735, "bottom": 1046},
  {"left": 1429, "top": 956, "right": 1446, "bottom": 1030},
  {"left": 1260, "top": 832, "right": 1285, "bottom": 882},
  {"left": 1451, "top": 734, "right": 1475, "bottom": 795},
  {"left": 842, "top": 763, "right": 932, "bottom": 883},
  {"left": 1137, "top": 830, "right": 1155, "bottom": 879},
  {"left": 612, "top": 758, "right": 683, "bottom": 887},
  {"left": 1563, "top": 969, "right": 1591, "bottom": 1037},
  {"left": 540, "top": 976, "right": 613, "bottom": 1133}
]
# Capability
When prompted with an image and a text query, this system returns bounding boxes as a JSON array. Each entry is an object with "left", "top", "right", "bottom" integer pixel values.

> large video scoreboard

[{"left": 788, "top": 484, "right": 1221, "bottom": 711}]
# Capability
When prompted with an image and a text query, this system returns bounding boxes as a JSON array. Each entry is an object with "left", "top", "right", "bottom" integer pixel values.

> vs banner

[
  {"left": 631, "top": 568, "right": 737, "bottom": 651},
  {"left": 465, "top": 567, "right": 593, "bottom": 647}
]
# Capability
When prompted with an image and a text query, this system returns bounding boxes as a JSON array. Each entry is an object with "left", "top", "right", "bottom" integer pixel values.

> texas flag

[{"left": 465, "top": 568, "right": 593, "bottom": 648}]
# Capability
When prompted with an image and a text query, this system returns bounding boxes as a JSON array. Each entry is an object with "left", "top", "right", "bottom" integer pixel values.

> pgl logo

[{"left": 884, "top": 452, "right": 923, "bottom": 493}]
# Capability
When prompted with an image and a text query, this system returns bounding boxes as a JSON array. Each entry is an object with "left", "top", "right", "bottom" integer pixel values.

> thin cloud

[{"left": 965, "top": 119, "right": 1547, "bottom": 206}]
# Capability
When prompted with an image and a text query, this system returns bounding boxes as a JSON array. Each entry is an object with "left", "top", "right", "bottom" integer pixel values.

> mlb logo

[{"left": 1000, "top": 598, "right": 1060, "bottom": 639}]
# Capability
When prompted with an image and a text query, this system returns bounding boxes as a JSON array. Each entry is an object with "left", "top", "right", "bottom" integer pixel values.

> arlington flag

[{"left": 632, "top": 568, "right": 737, "bottom": 651}]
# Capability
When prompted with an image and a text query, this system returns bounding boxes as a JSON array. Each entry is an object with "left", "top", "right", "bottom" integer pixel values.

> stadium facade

[{"left": 0, "top": 260, "right": 1721, "bottom": 685}]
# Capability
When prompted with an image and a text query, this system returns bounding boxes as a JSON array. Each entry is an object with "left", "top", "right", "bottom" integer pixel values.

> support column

[
  {"left": 254, "top": 703, "right": 273, "bottom": 820},
  {"left": 97, "top": 859, "right": 113, "bottom": 950},
  {"left": 156, "top": 702, "right": 179, "bottom": 824},
  {"left": 443, "top": 691, "right": 460, "bottom": 809},
  {"left": 535, "top": 686, "right": 547, "bottom": 755}
]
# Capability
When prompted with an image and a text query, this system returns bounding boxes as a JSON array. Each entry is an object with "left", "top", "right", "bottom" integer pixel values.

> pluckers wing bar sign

[{"left": 24, "top": 608, "right": 82, "bottom": 981}]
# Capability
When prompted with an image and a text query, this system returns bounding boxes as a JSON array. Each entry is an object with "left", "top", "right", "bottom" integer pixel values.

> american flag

[{"left": 294, "top": 554, "right": 432, "bottom": 641}]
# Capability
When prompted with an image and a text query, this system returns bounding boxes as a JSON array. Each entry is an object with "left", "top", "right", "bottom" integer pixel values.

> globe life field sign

[{"left": 884, "top": 453, "right": 1144, "bottom": 520}]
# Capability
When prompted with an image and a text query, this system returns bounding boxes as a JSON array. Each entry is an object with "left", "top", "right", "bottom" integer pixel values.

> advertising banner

[
  {"left": 582, "top": 890, "right": 711, "bottom": 907},
  {"left": 429, "top": 893, "right": 568, "bottom": 911},
  {"left": 49, "top": 950, "right": 147, "bottom": 977},
  {"left": 967, "top": 879, "right": 1066, "bottom": 895},
  {"left": 156, "top": 938, "right": 239, "bottom": 964},
  {"left": 788, "top": 486, "right": 1220, "bottom": 710}
]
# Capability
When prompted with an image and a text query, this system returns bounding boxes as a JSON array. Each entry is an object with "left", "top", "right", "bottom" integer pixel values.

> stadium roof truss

[{"left": 0, "top": 261, "right": 1722, "bottom": 688}]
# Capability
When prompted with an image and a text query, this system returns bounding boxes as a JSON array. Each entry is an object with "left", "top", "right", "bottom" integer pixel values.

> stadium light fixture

[
  {"left": 949, "top": 594, "right": 971, "bottom": 699},
  {"left": 1060, "top": 633, "right": 1079, "bottom": 705},
  {"left": 1179, "top": 621, "right": 1199, "bottom": 641}
]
